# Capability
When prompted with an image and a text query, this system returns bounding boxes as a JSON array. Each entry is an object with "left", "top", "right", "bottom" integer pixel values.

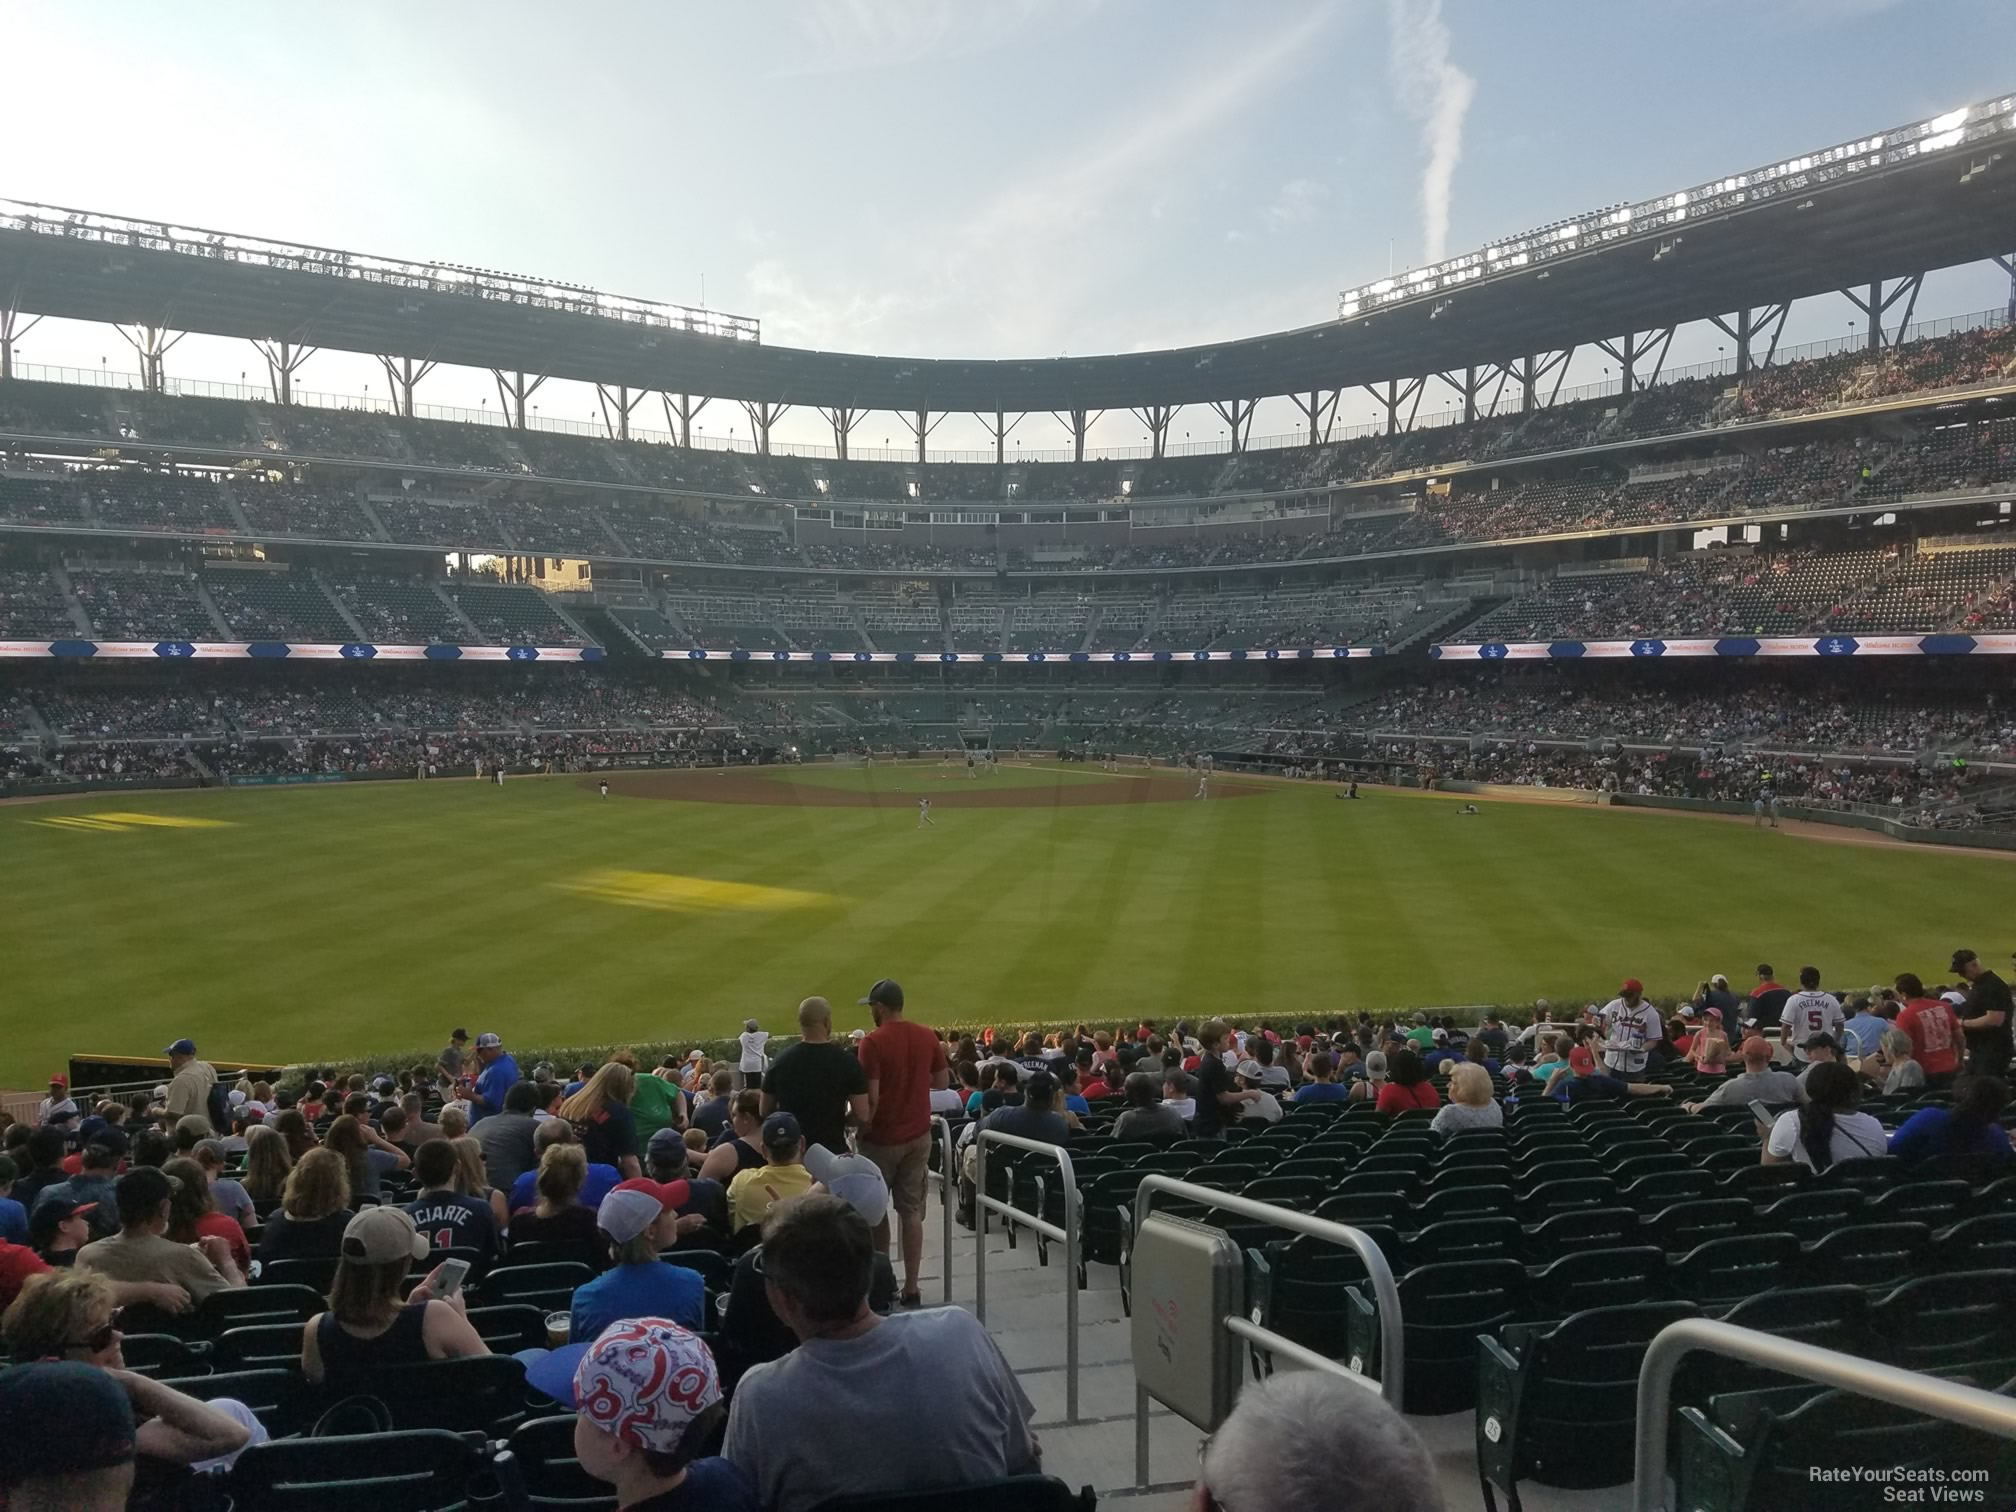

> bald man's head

[{"left": 798, "top": 996, "right": 834, "bottom": 1040}]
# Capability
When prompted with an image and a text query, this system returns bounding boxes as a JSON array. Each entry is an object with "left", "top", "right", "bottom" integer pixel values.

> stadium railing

[
  {"left": 931, "top": 1113, "right": 955, "bottom": 1306},
  {"left": 1128, "top": 1175, "right": 1405, "bottom": 1487},
  {"left": 1630, "top": 1316, "right": 2016, "bottom": 1512},
  {"left": 974, "top": 1130, "right": 1082, "bottom": 1423}
]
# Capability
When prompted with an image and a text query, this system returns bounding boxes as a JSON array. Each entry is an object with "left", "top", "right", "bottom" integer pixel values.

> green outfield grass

[
  {"left": 765, "top": 762, "right": 1116, "bottom": 793},
  {"left": 6, "top": 770, "right": 2009, "bottom": 1084}
]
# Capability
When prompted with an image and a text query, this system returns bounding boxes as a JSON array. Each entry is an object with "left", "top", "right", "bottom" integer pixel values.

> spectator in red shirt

[
  {"left": 162, "top": 1158, "right": 251, "bottom": 1274},
  {"left": 856, "top": 979, "right": 948, "bottom": 1308},
  {"left": 1376, "top": 1050, "right": 1442, "bottom": 1115},
  {"left": 1894, "top": 972, "right": 1962, "bottom": 1087}
]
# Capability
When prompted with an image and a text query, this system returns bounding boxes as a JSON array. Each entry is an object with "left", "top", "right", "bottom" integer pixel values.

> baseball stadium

[{"left": 3, "top": 31, "right": 2016, "bottom": 1512}]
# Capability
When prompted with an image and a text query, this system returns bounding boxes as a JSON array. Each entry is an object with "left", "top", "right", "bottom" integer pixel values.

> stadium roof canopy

[{"left": 1, "top": 94, "right": 2012, "bottom": 415}]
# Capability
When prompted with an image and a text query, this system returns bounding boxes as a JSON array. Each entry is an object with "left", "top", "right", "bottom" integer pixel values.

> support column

[
  {"left": 1513, "top": 349, "right": 1573, "bottom": 411},
  {"left": 491, "top": 370, "right": 547, "bottom": 429},
  {"left": 896, "top": 407, "right": 943, "bottom": 464},
  {"left": 1049, "top": 408, "right": 1103, "bottom": 464},
  {"left": 1129, "top": 404, "right": 1180, "bottom": 459},
  {"left": 116, "top": 324, "right": 185, "bottom": 394},
  {"left": 662, "top": 393, "right": 710, "bottom": 449},
  {"left": 595, "top": 384, "right": 647, "bottom": 442},
  {"left": 1709, "top": 305, "right": 1789, "bottom": 376},
  {"left": 1433, "top": 369, "right": 1488, "bottom": 424},
  {"left": 1358, "top": 378, "right": 1424, "bottom": 436},
  {"left": 1594, "top": 328, "right": 1675, "bottom": 396},
  {"left": 1287, "top": 390, "right": 1339, "bottom": 446},
  {"left": 252, "top": 340, "right": 317, "bottom": 406},
  {"left": 1842, "top": 276, "right": 1923, "bottom": 350},
  {"left": 1997, "top": 255, "right": 2016, "bottom": 322},
  {"left": 0, "top": 297, "right": 43, "bottom": 381},
  {"left": 1208, "top": 397, "right": 1258, "bottom": 453},
  {"left": 378, "top": 355, "right": 437, "bottom": 417},
  {"left": 974, "top": 408, "right": 1024, "bottom": 465},
  {"left": 739, "top": 400, "right": 789, "bottom": 455},
  {"left": 818, "top": 406, "right": 868, "bottom": 461}
]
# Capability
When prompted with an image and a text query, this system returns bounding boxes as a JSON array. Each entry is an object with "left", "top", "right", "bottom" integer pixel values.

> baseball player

[{"left": 918, "top": 797, "right": 936, "bottom": 828}]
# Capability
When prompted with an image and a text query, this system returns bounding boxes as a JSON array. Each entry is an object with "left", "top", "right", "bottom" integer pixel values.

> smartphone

[
  {"left": 431, "top": 1258, "right": 471, "bottom": 1300},
  {"left": 1747, "top": 1099, "right": 1776, "bottom": 1128}
]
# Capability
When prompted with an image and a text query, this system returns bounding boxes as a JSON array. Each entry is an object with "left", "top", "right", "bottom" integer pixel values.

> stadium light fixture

[{"left": 1337, "top": 91, "right": 2016, "bottom": 321}]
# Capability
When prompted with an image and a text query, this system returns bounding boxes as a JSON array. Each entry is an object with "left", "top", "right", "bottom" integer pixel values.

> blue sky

[{"left": 7, "top": 0, "right": 2014, "bottom": 454}]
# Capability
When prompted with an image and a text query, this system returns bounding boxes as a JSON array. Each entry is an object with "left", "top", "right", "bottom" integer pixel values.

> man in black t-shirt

[
  {"left": 1190, "top": 1020, "right": 1257, "bottom": 1137},
  {"left": 1951, "top": 948, "right": 2015, "bottom": 1077},
  {"left": 763, "top": 997, "right": 871, "bottom": 1154}
]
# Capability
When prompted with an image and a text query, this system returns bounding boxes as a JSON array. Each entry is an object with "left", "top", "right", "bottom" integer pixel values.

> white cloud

[
  {"left": 741, "top": 4, "right": 1341, "bottom": 356},
  {"left": 1386, "top": 0, "right": 1475, "bottom": 264},
  {"left": 1264, "top": 178, "right": 1330, "bottom": 232}
]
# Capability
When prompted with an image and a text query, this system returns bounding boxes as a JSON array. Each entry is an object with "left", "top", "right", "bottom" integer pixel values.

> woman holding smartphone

[{"left": 300, "top": 1207, "right": 488, "bottom": 1383}]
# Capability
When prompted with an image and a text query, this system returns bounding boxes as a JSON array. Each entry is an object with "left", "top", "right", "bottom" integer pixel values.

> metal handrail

[
  {"left": 1130, "top": 1176, "right": 1405, "bottom": 1487},
  {"left": 1632, "top": 1318, "right": 2016, "bottom": 1512},
  {"left": 973, "top": 1130, "right": 1080, "bottom": 1423},
  {"left": 930, "top": 1115, "right": 955, "bottom": 1306}
]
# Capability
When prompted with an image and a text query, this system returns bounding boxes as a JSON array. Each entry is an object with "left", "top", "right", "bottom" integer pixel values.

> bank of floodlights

[{"left": 1337, "top": 92, "right": 2016, "bottom": 322}]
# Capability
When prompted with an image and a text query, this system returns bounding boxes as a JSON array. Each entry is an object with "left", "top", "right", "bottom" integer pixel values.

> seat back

[
  {"left": 303, "top": 1354, "right": 530, "bottom": 1434},
  {"left": 1528, "top": 1245, "right": 1665, "bottom": 1316},
  {"left": 483, "top": 1260, "right": 594, "bottom": 1313},
  {"left": 226, "top": 1430, "right": 478, "bottom": 1512},
  {"left": 217, "top": 1321, "right": 312, "bottom": 1371},
  {"left": 1756, "top": 1187, "right": 1864, "bottom": 1243},
  {"left": 1871, "top": 1267, "right": 2016, "bottom": 1374},
  {"left": 1645, "top": 1199, "right": 1752, "bottom": 1254},
  {"left": 257, "top": 1256, "right": 340, "bottom": 1294},
  {"left": 466, "top": 1303, "right": 549, "bottom": 1353},
  {"left": 1525, "top": 1206, "right": 1638, "bottom": 1261},
  {"left": 510, "top": 1413, "right": 618, "bottom": 1509},
  {"left": 1931, "top": 1212, "right": 2016, "bottom": 1272},
  {"left": 1868, "top": 1180, "right": 1970, "bottom": 1229},
  {"left": 1671, "top": 1231, "right": 1803, "bottom": 1303},
  {"left": 808, "top": 1475, "right": 1096, "bottom": 1512},
  {"left": 116, "top": 1333, "right": 209, "bottom": 1379},
  {"left": 160, "top": 1368, "right": 304, "bottom": 1436},
  {"left": 1804, "top": 1221, "right": 1931, "bottom": 1288}
]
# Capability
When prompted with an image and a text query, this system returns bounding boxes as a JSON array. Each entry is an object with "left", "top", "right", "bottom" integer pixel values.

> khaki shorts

[{"left": 859, "top": 1132, "right": 932, "bottom": 1219}]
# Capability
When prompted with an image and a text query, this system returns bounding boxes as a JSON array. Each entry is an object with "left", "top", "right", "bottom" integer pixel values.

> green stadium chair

[
  {"left": 1667, "top": 1231, "right": 1803, "bottom": 1303},
  {"left": 1676, "top": 1381, "right": 2016, "bottom": 1512},
  {"left": 1641, "top": 1198, "right": 1752, "bottom": 1254},
  {"left": 465, "top": 1303, "right": 547, "bottom": 1352},
  {"left": 1620, "top": 1169, "right": 1716, "bottom": 1209},
  {"left": 1606, "top": 1151, "right": 1692, "bottom": 1182},
  {"left": 225, "top": 1429, "right": 483, "bottom": 1512},
  {"left": 299, "top": 1354, "right": 531, "bottom": 1435},
  {"left": 1239, "top": 1174, "right": 1326, "bottom": 1208},
  {"left": 1478, "top": 1300, "right": 1697, "bottom": 1512},
  {"left": 809, "top": 1475, "right": 1098, "bottom": 1512},
  {"left": 1869, "top": 1268, "right": 2016, "bottom": 1374},
  {"left": 1404, "top": 1215, "right": 1521, "bottom": 1266},
  {"left": 1247, "top": 1227, "right": 1401, "bottom": 1362},
  {"left": 1269, "top": 1156, "right": 1350, "bottom": 1184},
  {"left": 1866, "top": 1179, "right": 1970, "bottom": 1228},
  {"left": 214, "top": 1322, "right": 311, "bottom": 1371},
  {"left": 482, "top": 1261, "right": 594, "bottom": 1315},
  {"left": 1930, "top": 1212, "right": 2016, "bottom": 1271},
  {"left": 1524, "top": 1206, "right": 1638, "bottom": 1261},
  {"left": 1816, "top": 1155, "right": 1906, "bottom": 1194},
  {"left": 498, "top": 1237, "right": 603, "bottom": 1273},
  {"left": 1427, "top": 1163, "right": 1513, "bottom": 1192},
  {"left": 508, "top": 1413, "right": 618, "bottom": 1510},
  {"left": 1718, "top": 1163, "right": 1804, "bottom": 1200},
  {"left": 659, "top": 1248, "right": 735, "bottom": 1293},
  {"left": 1413, "top": 1184, "right": 1517, "bottom": 1228},
  {"left": 1754, "top": 1186, "right": 1862, "bottom": 1242},
  {"left": 1346, "top": 1257, "right": 1528, "bottom": 1414},
  {"left": 256, "top": 1256, "right": 339, "bottom": 1294},
  {"left": 1527, "top": 1244, "right": 1666, "bottom": 1316},
  {"left": 1802, "top": 1220, "right": 1931, "bottom": 1287},
  {"left": 117, "top": 1333, "right": 211, "bottom": 1378},
  {"left": 160, "top": 1368, "right": 305, "bottom": 1437},
  {"left": 1520, "top": 1177, "right": 1618, "bottom": 1221}
]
